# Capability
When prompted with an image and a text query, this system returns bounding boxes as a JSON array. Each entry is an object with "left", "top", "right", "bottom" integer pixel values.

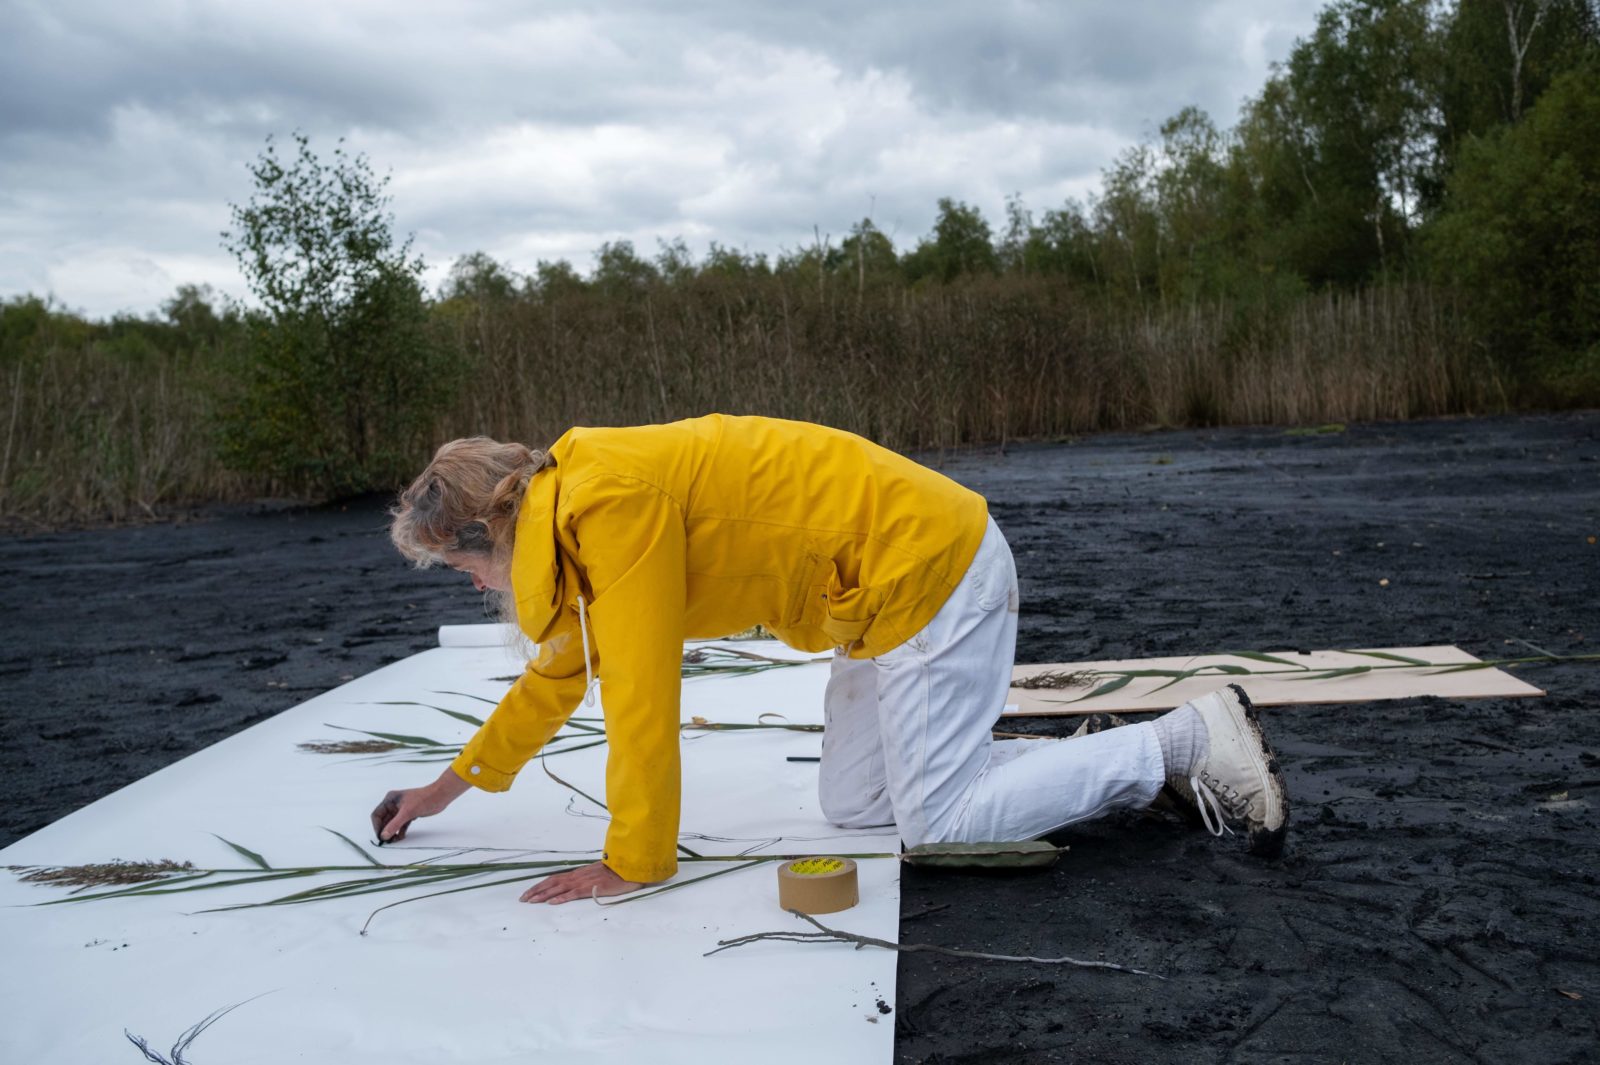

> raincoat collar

[{"left": 510, "top": 462, "right": 577, "bottom": 644}]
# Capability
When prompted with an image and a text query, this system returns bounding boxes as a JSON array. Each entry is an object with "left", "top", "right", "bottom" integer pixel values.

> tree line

[{"left": 0, "top": 0, "right": 1595, "bottom": 520}]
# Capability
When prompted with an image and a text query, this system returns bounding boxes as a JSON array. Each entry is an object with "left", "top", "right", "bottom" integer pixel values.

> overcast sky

[{"left": 1, "top": 0, "right": 1326, "bottom": 319}]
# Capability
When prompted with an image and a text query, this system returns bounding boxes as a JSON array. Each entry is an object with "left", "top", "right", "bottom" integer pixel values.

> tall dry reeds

[
  {"left": 434, "top": 277, "right": 1502, "bottom": 453},
  {"left": 0, "top": 342, "right": 244, "bottom": 525},
  {"left": 2, "top": 278, "right": 1502, "bottom": 525}
]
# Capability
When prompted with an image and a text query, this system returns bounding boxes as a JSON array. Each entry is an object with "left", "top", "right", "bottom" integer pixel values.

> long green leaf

[
  {"left": 1283, "top": 666, "right": 1372, "bottom": 681},
  {"left": 326, "top": 724, "right": 447, "bottom": 747},
  {"left": 201, "top": 872, "right": 473, "bottom": 914},
  {"left": 431, "top": 690, "right": 499, "bottom": 706},
  {"left": 1224, "top": 651, "right": 1309, "bottom": 668},
  {"left": 42, "top": 869, "right": 314, "bottom": 905},
  {"left": 34, "top": 870, "right": 221, "bottom": 904},
  {"left": 1347, "top": 650, "right": 1429, "bottom": 665},
  {"left": 430, "top": 707, "right": 487, "bottom": 727},
  {"left": 370, "top": 701, "right": 484, "bottom": 726},
  {"left": 360, "top": 869, "right": 578, "bottom": 934},
  {"left": 541, "top": 760, "right": 607, "bottom": 811},
  {"left": 323, "top": 828, "right": 385, "bottom": 868},
  {"left": 213, "top": 835, "right": 272, "bottom": 870},
  {"left": 536, "top": 760, "right": 702, "bottom": 859},
  {"left": 1145, "top": 668, "right": 1200, "bottom": 694},
  {"left": 596, "top": 858, "right": 777, "bottom": 907},
  {"left": 538, "top": 738, "right": 611, "bottom": 757},
  {"left": 1068, "top": 674, "right": 1134, "bottom": 702},
  {"left": 227, "top": 869, "right": 474, "bottom": 909}
]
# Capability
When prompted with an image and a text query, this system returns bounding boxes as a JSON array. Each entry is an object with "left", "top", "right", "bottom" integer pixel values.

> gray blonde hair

[{"left": 389, "top": 437, "right": 552, "bottom": 570}]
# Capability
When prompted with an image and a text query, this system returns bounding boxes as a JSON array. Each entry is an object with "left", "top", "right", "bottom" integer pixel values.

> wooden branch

[{"left": 706, "top": 909, "right": 1165, "bottom": 979}]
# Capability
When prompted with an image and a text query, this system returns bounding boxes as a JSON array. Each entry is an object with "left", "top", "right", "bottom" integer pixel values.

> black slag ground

[{"left": 2, "top": 411, "right": 1597, "bottom": 1063}]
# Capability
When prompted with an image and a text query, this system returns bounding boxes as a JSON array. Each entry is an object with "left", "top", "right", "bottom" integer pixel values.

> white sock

[{"left": 1151, "top": 704, "right": 1207, "bottom": 779}]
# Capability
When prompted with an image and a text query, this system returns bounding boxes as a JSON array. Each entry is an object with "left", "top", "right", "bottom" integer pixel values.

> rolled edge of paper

[
  {"left": 777, "top": 856, "right": 859, "bottom": 915},
  {"left": 438, "top": 623, "right": 518, "bottom": 648}
]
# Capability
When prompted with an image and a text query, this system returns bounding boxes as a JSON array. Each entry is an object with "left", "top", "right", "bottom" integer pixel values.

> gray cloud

[{"left": 0, "top": 0, "right": 1324, "bottom": 317}]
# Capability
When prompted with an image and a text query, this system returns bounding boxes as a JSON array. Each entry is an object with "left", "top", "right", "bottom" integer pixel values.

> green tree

[
  {"left": 533, "top": 259, "right": 589, "bottom": 298},
  {"left": 830, "top": 219, "right": 899, "bottom": 293},
  {"left": 701, "top": 242, "right": 772, "bottom": 279},
  {"left": 1152, "top": 107, "right": 1233, "bottom": 299},
  {"left": 440, "top": 252, "right": 518, "bottom": 303},
  {"left": 1432, "top": 0, "right": 1599, "bottom": 207},
  {"left": 1092, "top": 144, "right": 1163, "bottom": 298},
  {"left": 221, "top": 133, "right": 456, "bottom": 494},
  {"left": 996, "top": 195, "right": 1036, "bottom": 275},
  {"left": 654, "top": 238, "right": 697, "bottom": 284},
  {"left": 1427, "top": 64, "right": 1600, "bottom": 396},
  {"left": 902, "top": 198, "right": 999, "bottom": 283},
  {"left": 592, "top": 240, "right": 659, "bottom": 297},
  {"left": 1026, "top": 201, "right": 1101, "bottom": 286},
  {"left": 1279, "top": 0, "right": 1439, "bottom": 279},
  {"left": 0, "top": 295, "right": 95, "bottom": 359}
]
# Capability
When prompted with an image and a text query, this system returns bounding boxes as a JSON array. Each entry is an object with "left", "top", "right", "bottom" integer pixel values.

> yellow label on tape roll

[{"left": 777, "top": 856, "right": 859, "bottom": 914}]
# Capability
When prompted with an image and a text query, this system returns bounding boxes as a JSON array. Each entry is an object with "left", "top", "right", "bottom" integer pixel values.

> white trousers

[{"left": 818, "top": 517, "right": 1165, "bottom": 846}]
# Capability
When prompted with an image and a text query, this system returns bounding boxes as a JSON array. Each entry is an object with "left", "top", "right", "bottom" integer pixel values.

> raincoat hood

[{"left": 508, "top": 459, "right": 580, "bottom": 645}]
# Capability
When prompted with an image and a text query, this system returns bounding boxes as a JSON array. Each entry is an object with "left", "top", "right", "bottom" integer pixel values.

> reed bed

[
  {"left": 2, "top": 279, "right": 1502, "bottom": 525},
  {"left": 435, "top": 278, "right": 1500, "bottom": 452},
  {"left": 0, "top": 343, "right": 243, "bottom": 524}
]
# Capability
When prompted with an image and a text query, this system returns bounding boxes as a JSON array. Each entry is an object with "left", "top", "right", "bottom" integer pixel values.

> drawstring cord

[{"left": 577, "top": 595, "right": 599, "bottom": 708}]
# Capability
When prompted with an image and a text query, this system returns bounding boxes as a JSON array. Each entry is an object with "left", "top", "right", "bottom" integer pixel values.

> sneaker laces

[{"left": 1189, "top": 773, "right": 1241, "bottom": 838}]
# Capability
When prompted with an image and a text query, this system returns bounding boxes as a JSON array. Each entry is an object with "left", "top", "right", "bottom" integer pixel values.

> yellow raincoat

[{"left": 450, "top": 414, "right": 988, "bottom": 883}]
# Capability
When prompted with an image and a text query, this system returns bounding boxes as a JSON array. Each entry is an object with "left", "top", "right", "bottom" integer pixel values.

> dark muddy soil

[{"left": 3, "top": 412, "right": 1598, "bottom": 1063}]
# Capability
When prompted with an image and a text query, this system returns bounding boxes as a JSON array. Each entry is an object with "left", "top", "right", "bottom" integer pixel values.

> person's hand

[
  {"left": 520, "top": 860, "right": 644, "bottom": 904},
  {"left": 370, "top": 769, "right": 471, "bottom": 843}
]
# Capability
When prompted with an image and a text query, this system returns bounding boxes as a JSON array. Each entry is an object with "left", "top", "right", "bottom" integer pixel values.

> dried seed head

[
  {"left": 297, "top": 739, "right": 407, "bottom": 754},
  {"left": 14, "top": 859, "right": 195, "bottom": 888},
  {"left": 1012, "top": 669, "right": 1096, "bottom": 690}
]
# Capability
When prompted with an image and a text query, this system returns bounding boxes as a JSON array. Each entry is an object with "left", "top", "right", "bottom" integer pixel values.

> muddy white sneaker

[{"left": 1168, "top": 684, "right": 1289, "bottom": 857}]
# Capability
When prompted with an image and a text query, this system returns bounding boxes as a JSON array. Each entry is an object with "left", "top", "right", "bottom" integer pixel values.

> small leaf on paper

[
  {"left": 1348, "top": 650, "right": 1430, "bottom": 665},
  {"left": 1226, "top": 651, "right": 1307, "bottom": 668},
  {"left": 1068, "top": 675, "right": 1134, "bottom": 702},
  {"left": 212, "top": 835, "right": 272, "bottom": 870}
]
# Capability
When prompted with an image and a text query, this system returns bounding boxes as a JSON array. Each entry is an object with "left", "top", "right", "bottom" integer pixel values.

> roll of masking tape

[{"left": 777, "top": 856, "right": 859, "bottom": 914}]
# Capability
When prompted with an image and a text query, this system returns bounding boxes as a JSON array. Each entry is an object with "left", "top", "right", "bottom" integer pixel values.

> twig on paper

[{"left": 706, "top": 909, "right": 1165, "bottom": 978}]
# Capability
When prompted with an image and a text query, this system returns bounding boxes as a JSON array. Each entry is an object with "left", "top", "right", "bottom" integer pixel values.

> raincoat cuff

[
  {"left": 603, "top": 853, "right": 677, "bottom": 885},
  {"left": 450, "top": 752, "right": 515, "bottom": 792}
]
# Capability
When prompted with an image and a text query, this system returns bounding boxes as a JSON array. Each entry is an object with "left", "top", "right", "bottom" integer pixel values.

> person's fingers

[
  {"left": 520, "top": 864, "right": 637, "bottom": 904},
  {"left": 530, "top": 880, "right": 585, "bottom": 905},
  {"left": 370, "top": 792, "right": 402, "bottom": 841},
  {"left": 382, "top": 804, "right": 415, "bottom": 842},
  {"left": 521, "top": 870, "right": 582, "bottom": 903},
  {"left": 375, "top": 792, "right": 419, "bottom": 843},
  {"left": 520, "top": 877, "right": 560, "bottom": 903}
]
